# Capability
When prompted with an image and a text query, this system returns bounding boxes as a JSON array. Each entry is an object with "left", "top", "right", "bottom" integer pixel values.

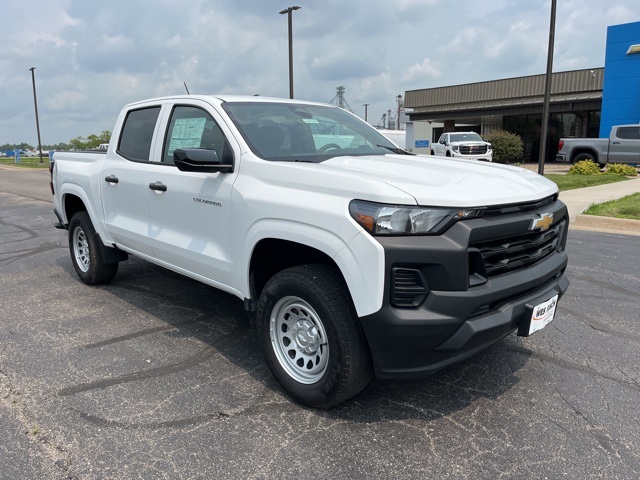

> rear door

[
  {"left": 101, "top": 106, "right": 161, "bottom": 256},
  {"left": 608, "top": 126, "right": 640, "bottom": 164},
  {"left": 145, "top": 101, "right": 239, "bottom": 288}
]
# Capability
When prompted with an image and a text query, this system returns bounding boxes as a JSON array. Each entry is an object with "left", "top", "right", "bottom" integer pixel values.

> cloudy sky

[{"left": 1, "top": 0, "right": 638, "bottom": 146}]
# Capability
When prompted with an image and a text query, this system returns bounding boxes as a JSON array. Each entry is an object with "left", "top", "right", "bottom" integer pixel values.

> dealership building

[{"left": 403, "top": 20, "right": 640, "bottom": 161}]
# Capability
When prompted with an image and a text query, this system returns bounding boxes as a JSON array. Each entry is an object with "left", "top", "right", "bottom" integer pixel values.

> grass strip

[
  {"left": 545, "top": 173, "right": 631, "bottom": 192},
  {"left": 583, "top": 193, "right": 640, "bottom": 220},
  {"left": 0, "top": 157, "right": 50, "bottom": 169}
]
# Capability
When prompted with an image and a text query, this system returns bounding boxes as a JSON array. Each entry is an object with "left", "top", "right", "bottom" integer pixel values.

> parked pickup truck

[
  {"left": 556, "top": 124, "right": 640, "bottom": 167},
  {"left": 431, "top": 132, "right": 493, "bottom": 161},
  {"left": 51, "top": 95, "right": 569, "bottom": 408}
]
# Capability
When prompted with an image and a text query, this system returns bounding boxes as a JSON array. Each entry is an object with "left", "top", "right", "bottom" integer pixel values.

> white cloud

[
  {"left": 402, "top": 58, "right": 442, "bottom": 83},
  {"left": 1, "top": 0, "right": 639, "bottom": 145}
]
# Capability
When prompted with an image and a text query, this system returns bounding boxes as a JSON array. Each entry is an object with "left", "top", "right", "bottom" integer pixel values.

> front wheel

[
  {"left": 68, "top": 212, "right": 118, "bottom": 285},
  {"left": 257, "top": 265, "right": 372, "bottom": 408}
]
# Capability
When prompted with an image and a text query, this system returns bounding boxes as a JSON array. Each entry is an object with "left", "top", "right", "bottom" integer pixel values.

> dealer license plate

[{"left": 528, "top": 294, "right": 558, "bottom": 335}]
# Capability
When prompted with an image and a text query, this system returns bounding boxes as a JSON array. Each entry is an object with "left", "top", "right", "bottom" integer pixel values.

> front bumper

[
  {"left": 451, "top": 152, "right": 493, "bottom": 162},
  {"left": 359, "top": 198, "right": 569, "bottom": 378}
]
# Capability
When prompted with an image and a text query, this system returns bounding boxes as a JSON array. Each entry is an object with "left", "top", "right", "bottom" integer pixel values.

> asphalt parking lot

[{"left": 1, "top": 167, "right": 639, "bottom": 479}]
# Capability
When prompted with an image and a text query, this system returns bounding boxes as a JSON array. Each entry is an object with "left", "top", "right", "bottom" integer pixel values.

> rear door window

[{"left": 117, "top": 107, "right": 161, "bottom": 161}]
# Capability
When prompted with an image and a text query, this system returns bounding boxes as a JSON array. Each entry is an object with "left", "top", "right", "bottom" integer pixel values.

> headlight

[
  {"left": 487, "top": 143, "right": 492, "bottom": 151},
  {"left": 451, "top": 145, "right": 459, "bottom": 152},
  {"left": 349, "top": 200, "right": 485, "bottom": 236}
]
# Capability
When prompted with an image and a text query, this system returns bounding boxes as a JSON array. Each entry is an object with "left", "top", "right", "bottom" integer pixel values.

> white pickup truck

[
  {"left": 431, "top": 131, "right": 493, "bottom": 161},
  {"left": 51, "top": 95, "right": 569, "bottom": 408}
]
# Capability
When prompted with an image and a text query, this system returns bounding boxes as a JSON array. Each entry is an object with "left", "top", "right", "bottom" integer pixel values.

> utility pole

[
  {"left": 538, "top": 0, "right": 556, "bottom": 175},
  {"left": 362, "top": 104, "right": 369, "bottom": 123},
  {"left": 279, "top": 6, "right": 301, "bottom": 99},
  {"left": 29, "top": 67, "right": 44, "bottom": 164}
]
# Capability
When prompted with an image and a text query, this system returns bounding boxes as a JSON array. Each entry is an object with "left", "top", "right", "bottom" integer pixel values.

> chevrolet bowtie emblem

[{"left": 531, "top": 213, "right": 553, "bottom": 231}]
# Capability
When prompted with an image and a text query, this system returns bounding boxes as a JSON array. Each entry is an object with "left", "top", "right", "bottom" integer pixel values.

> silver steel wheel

[
  {"left": 72, "top": 226, "right": 90, "bottom": 273},
  {"left": 269, "top": 296, "right": 329, "bottom": 384}
]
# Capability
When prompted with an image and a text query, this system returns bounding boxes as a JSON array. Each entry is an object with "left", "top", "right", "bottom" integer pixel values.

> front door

[
  {"left": 145, "top": 103, "right": 238, "bottom": 288},
  {"left": 608, "top": 126, "right": 640, "bottom": 164}
]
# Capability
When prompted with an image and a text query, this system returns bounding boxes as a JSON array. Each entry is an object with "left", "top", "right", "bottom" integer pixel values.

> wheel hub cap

[
  {"left": 269, "top": 296, "right": 329, "bottom": 384},
  {"left": 292, "top": 319, "right": 320, "bottom": 354}
]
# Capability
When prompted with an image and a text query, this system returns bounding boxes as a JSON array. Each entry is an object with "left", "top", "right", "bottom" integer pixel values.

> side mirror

[{"left": 173, "top": 148, "right": 233, "bottom": 173}]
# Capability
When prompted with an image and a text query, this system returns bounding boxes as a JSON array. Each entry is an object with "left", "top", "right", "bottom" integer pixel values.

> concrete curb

[
  {"left": 571, "top": 214, "right": 640, "bottom": 236},
  {"left": 560, "top": 177, "right": 640, "bottom": 227}
]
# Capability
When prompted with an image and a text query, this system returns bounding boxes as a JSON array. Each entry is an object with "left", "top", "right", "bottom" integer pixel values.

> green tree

[
  {"left": 42, "top": 143, "right": 70, "bottom": 151},
  {"left": 68, "top": 130, "right": 111, "bottom": 150}
]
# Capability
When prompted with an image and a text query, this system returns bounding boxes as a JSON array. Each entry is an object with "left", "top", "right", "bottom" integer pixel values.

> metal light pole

[
  {"left": 29, "top": 67, "right": 44, "bottom": 164},
  {"left": 279, "top": 6, "right": 301, "bottom": 99},
  {"left": 363, "top": 103, "right": 369, "bottom": 123},
  {"left": 538, "top": 0, "right": 557, "bottom": 175}
]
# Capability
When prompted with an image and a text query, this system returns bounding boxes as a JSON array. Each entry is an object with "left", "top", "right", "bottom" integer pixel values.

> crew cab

[
  {"left": 556, "top": 124, "right": 640, "bottom": 167},
  {"left": 431, "top": 131, "right": 493, "bottom": 161},
  {"left": 51, "top": 95, "right": 568, "bottom": 408}
]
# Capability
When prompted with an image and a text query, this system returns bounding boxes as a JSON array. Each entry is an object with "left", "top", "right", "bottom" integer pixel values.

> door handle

[
  {"left": 612, "top": 141, "right": 620, "bottom": 145},
  {"left": 148, "top": 182, "right": 167, "bottom": 192},
  {"left": 104, "top": 175, "right": 119, "bottom": 184}
]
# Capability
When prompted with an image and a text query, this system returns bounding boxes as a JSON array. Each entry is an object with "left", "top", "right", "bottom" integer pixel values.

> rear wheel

[
  {"left": 68, "top": 212, "right": 118, "bottom": 285},
  {"left": 257, "top": 265, "right": 372, "bottom": 409}
]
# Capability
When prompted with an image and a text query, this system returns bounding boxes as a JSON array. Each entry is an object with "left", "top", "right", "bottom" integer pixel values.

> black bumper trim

[{"left": 358, "top": 199, "right": 570, "bottom": 379}]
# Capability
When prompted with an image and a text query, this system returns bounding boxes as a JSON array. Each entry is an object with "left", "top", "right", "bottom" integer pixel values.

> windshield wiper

[{"left": 376, "top": 145, "right": 415, "bottom": 155}]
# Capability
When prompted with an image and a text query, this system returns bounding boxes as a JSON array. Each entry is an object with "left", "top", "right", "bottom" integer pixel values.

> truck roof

[{"left": 124, "top": 95, "right": 332, "bottom": 109}]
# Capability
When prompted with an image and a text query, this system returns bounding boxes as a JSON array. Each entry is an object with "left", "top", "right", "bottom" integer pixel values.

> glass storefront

[{"left": 503, "top": 111, "right": 601, "bottom": 162}]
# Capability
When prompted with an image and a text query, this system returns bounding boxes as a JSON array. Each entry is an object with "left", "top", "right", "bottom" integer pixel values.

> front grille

[
  {"left": 469, "top": 219, "right": 565, "bottom": 278},
  {"left": 459, "top": 145, "right": 487, "bottom": 155}
]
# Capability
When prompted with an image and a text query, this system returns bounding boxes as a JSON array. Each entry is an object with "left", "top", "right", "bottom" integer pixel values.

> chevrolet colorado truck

[
  {"left": 556, "top": 124, "right": 640, "bottom": 167},
  {"left": 51, "top": 95, "right": 569, "bottom": 408},
  {"left": 430, "top": 132, "right": 493, "bottom": 161}
]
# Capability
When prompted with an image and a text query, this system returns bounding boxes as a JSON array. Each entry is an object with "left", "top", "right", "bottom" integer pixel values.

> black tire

[
  {"left": 68, "top": 212, "right": 118, "bottom": 285},
  {"left": 257, "top": 264, "right": 373, "bottom": 409}
]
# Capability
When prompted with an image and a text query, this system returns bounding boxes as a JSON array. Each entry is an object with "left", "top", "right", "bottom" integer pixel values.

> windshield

[
  {"left": 449, "top": 133, "right": 483, "bottom": 143},
  {"left": 222, "top": 102, "right": 402, "bottom": 162}
]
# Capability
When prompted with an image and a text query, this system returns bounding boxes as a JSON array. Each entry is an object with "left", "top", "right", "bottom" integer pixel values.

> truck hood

[{"left": 320, "top": 154, "right": 558, "bottom": 207}]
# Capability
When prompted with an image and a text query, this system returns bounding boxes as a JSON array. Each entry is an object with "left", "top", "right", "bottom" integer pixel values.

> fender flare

[{"left": 240, "top": 220, "right": 385, "bottom": 317}]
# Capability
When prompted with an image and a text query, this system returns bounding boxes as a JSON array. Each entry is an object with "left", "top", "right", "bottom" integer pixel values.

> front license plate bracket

[{"left": 518, "top": 294, "right": 559, "bottom": 337}]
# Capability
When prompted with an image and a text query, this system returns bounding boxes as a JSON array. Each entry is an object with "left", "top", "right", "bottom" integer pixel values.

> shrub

[
  {"left": 483, "top": 130, "right": 523, "bottom": 164},
  {"left": 605, "top": 163, "right": 638, "bottom": 177},
  {"left": 568, "top": 160, "right": 602, "bottom": 175}
]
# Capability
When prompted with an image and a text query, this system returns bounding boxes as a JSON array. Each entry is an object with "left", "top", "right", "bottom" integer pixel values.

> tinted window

[
  {"left": 616, "top": 126, "right": 640, "bottom": 140},
  {"left": 117, "top": 107, "right": 161, "bottom": 161},
  {"left": 162, "top": 106, "right": 232, "bottom": 165}
]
